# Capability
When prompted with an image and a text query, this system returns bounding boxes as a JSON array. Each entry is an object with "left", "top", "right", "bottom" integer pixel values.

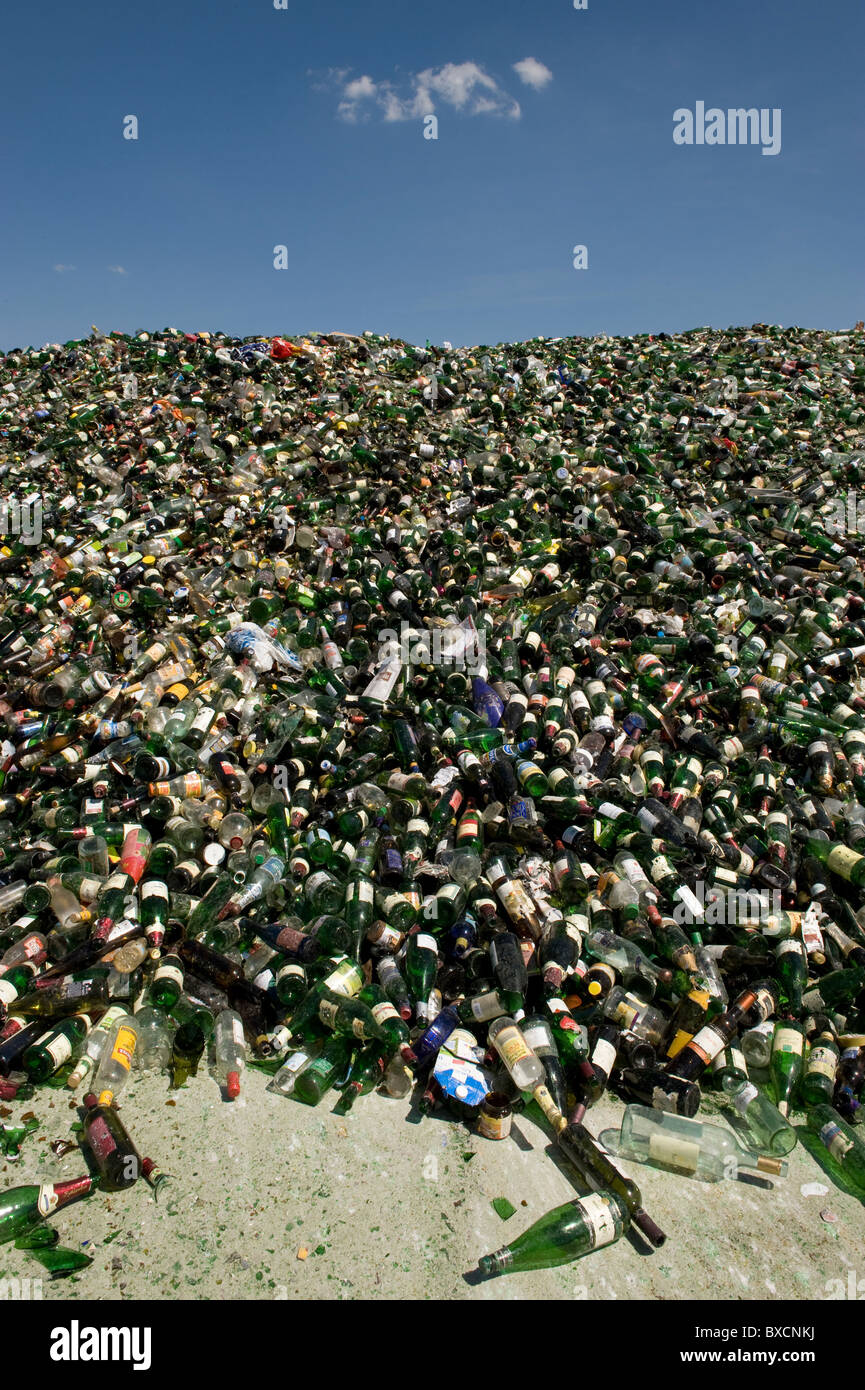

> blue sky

[{"left": 1, "top": 0, "right": 862, "bottom": 350}]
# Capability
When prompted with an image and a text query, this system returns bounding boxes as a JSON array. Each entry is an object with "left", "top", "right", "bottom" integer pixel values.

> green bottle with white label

[
  {"left": 806, "top": 1103, "right": 865, "bottom": 1197},
  {"left": 770, "top": 1019, "right": 805, "bottom": 1117},
  {"left": 477, "top": 1190, "right": 630, "bottom": 1276}
]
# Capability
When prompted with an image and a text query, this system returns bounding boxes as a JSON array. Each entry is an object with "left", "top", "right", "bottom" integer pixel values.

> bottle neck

[{"left": 44, "top": 1175, "right": 94, "bottom": 1214}]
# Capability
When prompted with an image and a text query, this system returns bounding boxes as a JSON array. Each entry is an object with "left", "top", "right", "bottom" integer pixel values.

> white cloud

[
  {"left": 107, "top": 265, "right": 127, "bottom": 275},
  {"left": 344, "top": 74, "right": 377, "bottom": 100},
  {"left": 513, "top": 57, "right": 553, "bottom": 90},
  {"left": 53, "top": 264, "right": 75, "bottom": 273},
  {"left": 328, "top": 60, "right": 526, "bottom": 123}
]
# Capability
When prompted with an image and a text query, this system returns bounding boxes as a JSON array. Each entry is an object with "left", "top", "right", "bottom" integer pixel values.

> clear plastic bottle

[
  {"left": 133, "top": 1006, "right": 175, "bottom": 1073},
  {"left": 214, "top": 1008, "right": 246, "bottom": 1099},
  {"left": 66, "top": 1004, "right": 129, "bottom": 1091},
  {"left": 92, "top": 1015, "right": 139, "bottom": 1105}
]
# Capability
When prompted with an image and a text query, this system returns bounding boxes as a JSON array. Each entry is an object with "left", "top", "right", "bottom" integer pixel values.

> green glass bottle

[
  {"left": 170, "top": 1019, "right": 206, "bottom": 1088},
  {"left": 770, "top": 1020, "right": 805, "bottom": 1117},
  {"left": 800, "top": 1028, "right": 840, "bottom": 1106},
  {"left": 23, "top": 1013, "right": 91, "bottom": 1082},
  {"left": 806, "top": 1103, "right": 865, "bottom": 1197},
  {"left": 316, "top": 988, "right": 387, "bottom": 1044},
  {"left": 0, "top": 1176, "right": 93, "bottom": 1245},
  {"left": 720, "top": 1076, "right": 798, "bottom": 1155},
  {"left": 557, "top": 1121, "right": 667, "bottom": 1247},
  {"left": 805, "top": 836, "right": 865, "bottom": 888},
  {"left": 293, "top": 1034, "right": 353, "bottom": 1106},
  {"left": 337, "top": 1041, "right": 386, "bottom": 1111},
  {"left": 477, "top": 1190, "right": 630, "bottom": 1276}
]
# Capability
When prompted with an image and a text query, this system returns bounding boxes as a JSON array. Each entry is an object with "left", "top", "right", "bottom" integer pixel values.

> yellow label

[
  {"left": 496, "top": 1028, "right": 532, "bottom": 1069},
  {"left": 110, "top": 1025, "right": 137, "bottom": 1072}
]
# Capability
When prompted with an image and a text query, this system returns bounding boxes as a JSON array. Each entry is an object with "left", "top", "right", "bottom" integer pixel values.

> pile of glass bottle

[{"left": 1, "top": 320, "right": 864, "bottom": 1274}]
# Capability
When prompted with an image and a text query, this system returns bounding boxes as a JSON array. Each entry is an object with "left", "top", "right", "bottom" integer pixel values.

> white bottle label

[
  {"left": 141, "top": 880, "right": 169, "bottom": 901},
  {"left": 37, "top": 1185, "right": 61, "bottom": 1217},
  {"left": 773, "top": 1027, "right": 804, "bottom": 1056},
  {"left": 579, "top": 1193, "right": 619, "bottom": 1248},
  {"left": 647, "top": 1132, "right": 701, "bottom": 1173},
  {"left": 155, "top": 962, "right": 183, "bottom": 989},
  {"left": 819, "top": 1119, "right": 853, "bottom": 1161},
  {"left": 689, "top": 1024, "right": 726, "bottom": 1063},
  {"left": 592, "top": 1037, "right": 618, "bottom": 1075},
  {"left": 807, "top": 1046, "right": 837, "bottom": 1080},
  {"left": 776, "top": 938, "right": 803, "bottom": 956}
]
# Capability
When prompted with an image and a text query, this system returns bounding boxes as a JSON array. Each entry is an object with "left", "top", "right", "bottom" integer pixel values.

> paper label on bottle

[
  {"left": 647, "top": 1131, "right": 701, "bottom": 1174},
  {"left": 348, "top": 879, "right": 374, "bottom": 905},
  {"left": 371, "top": 1000, "right": 399, "bottom": 1026},
  {"left": 776, "top": 937, "right": 804, "bottom": 956},
  {"left": 688, "top": 1024, "right": 726, "bottom": 1064},
  {"left": 612, "top": 997, "right": 639, "bottom": 1031},
  {"left": 651, "top": 1086, "right": 683, "bottom": 1114},
  {"left": 110, "top": 1025, "right": 138, "bottom": 1073},
  {"left": 276, "top": 963, "right": 305, "bottom": 985},
  {"left": 0, "top": 978, "right": 19, "bottom": 1004},
  {"left": 676, "top": 885, "right": 705, "bottom": 919},
  {"left": 319, "top": 999, "right": 342, "bottom": 1030},
  {"left": 592, "top": 1037, "right": 618, "bottom": 1075},
  {"left": 495, "top": 1029, "right": 532, "bottom": 1069},
  {"left": 580, "top": 1193, "right": 619, "bottom": 1249},
  {"left": 807, "top": 1046, "right": 838, "bottom": 1081},
  {"left": 819, "top": 1119, "right": 853, "bottom": 1162},
  {"left": 141, "top": 880, "right": 169, "bottom": 902},
  {"left": 415, "top": 934, "right": 437, "bottom": 954},
  {"left": 547, "top": 767, "right": 572, "bottom": 792},
  {"left": 44, "top": 1032, "right": 75, "bottom": 1068},
  {"left": 86, "top": 1114, "right": 118, "bottom": 1163},
  {"left": 282, "top": 1050, "right": 312, "bottom": 1076},
  {"left": 324, "top": 961, "right": 363, "bottom": 996},
  {"left": 155, "top": 961, "right": 183, "bottom": 989},
  {"left": 437, "top": 884, "right": 463, "bottom": 904},
  {"left": 552, "top": 854, "right": 569, "bottom": 882},
  {"left": 521, "top": 1022, "right": 549, "bottom": 1053},
  {"left": 773, "top": 1027, "right": 804, "bottom": 1056},
  {"left": 477, "top": 1107, "right": 511, "bottom": 1140},
  {"left": 37, "top": 1185, "right": 61, "bottom": 1217},
  {"left": 827, "top": 845, "right": 862, "bottom": 878},
  {"left": 470, "top": 992, "right": 504, "bottom": 1022},
  {"left": 650, "top": 855, "right": 672, "bottom": 881}
]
